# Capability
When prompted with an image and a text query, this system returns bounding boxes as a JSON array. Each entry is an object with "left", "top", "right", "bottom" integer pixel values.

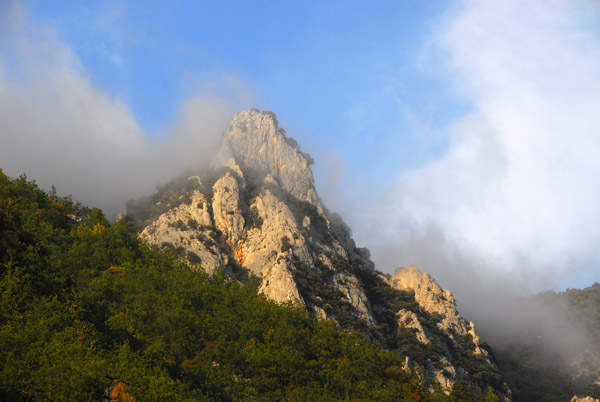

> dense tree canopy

[{"left": 0, "top": 170, "right": 498, "bottom": 401}]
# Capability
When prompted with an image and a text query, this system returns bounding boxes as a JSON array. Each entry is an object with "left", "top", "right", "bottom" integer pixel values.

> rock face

[
  {"left": 128, "top": 108, "right": 508, "bottom": 397},
  {"left": 572, "top": 397, "right": 600, "bottom": 402},
  {"left": 213, "top": 110, "right": 319, "bottom": 205},
  {"left": 140, "top": 186, "right": 228, "bottom": 272},
  {"left": 389, "top": 266, "right": 488, "bottom": 355},
  {"left": 388, "top": 266, "right": 497, "bottom": 391}
]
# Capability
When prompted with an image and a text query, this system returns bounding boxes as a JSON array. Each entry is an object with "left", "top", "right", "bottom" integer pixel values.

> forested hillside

[
  {"left": 0, "top": 169, "right": 499, "bottom": 401},
  {"left": 493, "top": 284, "right": 600, "bottom": 402},
  {"left": 125, "top": 109, "right": 508, "bottom": 397}
]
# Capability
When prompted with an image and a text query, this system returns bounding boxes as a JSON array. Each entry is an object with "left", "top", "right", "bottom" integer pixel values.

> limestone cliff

[
  {"left": 213, "top": 110, "right": 319, "bottom": 206},
  {"left": 389, "top": 266, "right": 488, "bottom": 355},
  {"left": 388, "top": 266, "right": 498, "bottom": 391},
  {"left": 127, "top": 108, "right": 508, "bottom": 397}
]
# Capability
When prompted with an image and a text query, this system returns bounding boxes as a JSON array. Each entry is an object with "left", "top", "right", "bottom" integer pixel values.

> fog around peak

[
  {"left": 0, "top": 3, "right": 238, "bottom": 218},
  {"left": 2, "top": 0, "right": 600, "bottom": 363},
  {"left": 319, "top": 0, "right": 600, "bottom": 293},
  {"left": 313, "top": 0, "right": 600, "bottom": 358}
]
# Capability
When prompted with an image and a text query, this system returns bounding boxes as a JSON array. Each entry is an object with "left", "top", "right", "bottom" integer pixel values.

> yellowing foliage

[
  {"left": 111, "top": 381, "right": 135, "bottom": 402},
  {"left": 91, "top": 223, "right": 107, "bottom": 234},
  {"left": 51, "top": 200, "right": 64, "bottom": 210},
  {"left": 108, "top": 265, "right": 128, "bottom": 276},
  {"left": 77, "top": 222, "right": 107, "bottom": 236}
]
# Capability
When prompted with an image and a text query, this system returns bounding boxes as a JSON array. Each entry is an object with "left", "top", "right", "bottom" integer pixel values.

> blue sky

[
  {"left": 2, "top": 0, "right": 600, "bottom": 298},
  {"left": 26, "top": 0, "right": 462, "bottom": 177}
]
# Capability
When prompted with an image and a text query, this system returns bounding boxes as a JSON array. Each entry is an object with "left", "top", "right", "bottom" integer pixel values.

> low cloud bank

[
  {"left": 0, "top": 3, "right": 234, "bottom": 218},
  {"left": 374, "top": 0, "right": 600, "bottom": 290},
  {"left": 3, "top": 0, "right": 599, "bottom": 365},
  {"left": 320, "top": 0, "right": 600, "bottom": 359}
]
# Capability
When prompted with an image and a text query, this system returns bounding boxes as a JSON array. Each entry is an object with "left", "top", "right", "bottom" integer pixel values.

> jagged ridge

[{"left": 126, "top": 108, "right": 509, "bottom": 397}]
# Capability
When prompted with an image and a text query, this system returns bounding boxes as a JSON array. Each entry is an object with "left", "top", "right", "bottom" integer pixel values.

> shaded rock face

[
  {"left": 134, "top": 109, "right": 372, "bottom": 313},
  {"left": 129, "top": 109, "right": 508, "bottom": 397},
  {"left": 388, "top": 266, "right": 499, "bottom": 393},
  {"left": 571, "top": 356, "right": 600, "bottom": 400}
]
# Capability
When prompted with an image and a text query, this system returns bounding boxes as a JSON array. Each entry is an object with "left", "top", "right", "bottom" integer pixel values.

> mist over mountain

[
  {"left": 123, "top": 109, "right": 600, "bottom": 401},
  {"left": 2, "top": 105, "right": 600, "bottom": 401},
  {"left": 0, "top": 110, "right": 512, "bottom": 401},
  {"left": 123, "top": 109, "right": 510, "bottom": 398},
  {"left": 2, "top": 1, "right": 600, "bottom": 400},
  {"left": 3, "top": 1, "right": 599, "bottom": 299}
]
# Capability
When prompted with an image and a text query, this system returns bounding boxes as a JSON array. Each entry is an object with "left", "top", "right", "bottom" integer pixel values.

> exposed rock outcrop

[
  {"left": 389, "top": 265, "right": 489, "bottom": 356},
  {"left": 571, "top": 397, "right": 600, "bottom": 402},
  {"left": 140, "top": 187, "right": 227, "bottom": 274},
  {"left": 212, "top": 172, "right": 245, "bottom": 245},
  {"left": 129, "top": 108, "right": 509, "bottom": 398},
  {"left": 136, "top": 110, "right": 373, "bottom": 313},
  {"left": 388, "top": 265, "right": 501, "bottom": 394},
  {"left": 396, "top": 309, "right": 430, "bottom": 344},
  {"left": 213, "top": 110, "right": 319, "bottom": 206}
]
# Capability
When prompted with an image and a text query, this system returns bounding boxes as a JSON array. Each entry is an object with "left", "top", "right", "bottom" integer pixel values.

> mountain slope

[
  {"left": 127, "top": 108, "right": 508, "bottom": 397},
  {"left": 493, "top": 283, "right": 600, "bottom": 402},
  {"left": 0, "top": 169, "right": 507, "bottom": 401}
]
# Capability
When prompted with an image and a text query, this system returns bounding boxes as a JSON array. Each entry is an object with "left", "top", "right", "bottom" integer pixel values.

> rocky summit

[{"left": 126, "top": 108, "right": 509, "bottom": 397}]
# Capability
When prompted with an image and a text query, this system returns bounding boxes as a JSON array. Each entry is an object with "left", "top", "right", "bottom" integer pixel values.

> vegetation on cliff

[{"left": 0, "top": 169, "right": 499, "bottom": 401}]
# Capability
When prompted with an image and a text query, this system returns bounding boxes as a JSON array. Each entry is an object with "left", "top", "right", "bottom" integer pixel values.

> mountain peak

[
  {"left": 128, "top": 109, "right": 508, "bottom": 397},
  {"left": 213, "top": 109, "right": 319, "bottom": 206}
]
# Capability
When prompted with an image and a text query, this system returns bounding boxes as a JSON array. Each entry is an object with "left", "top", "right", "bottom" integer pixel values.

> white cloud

[
  {"left": 360, "top": 0, "right": 600, "bottom": 293},
  {"left": 0, "top": 2, "right": 233, "bottom": 217}
]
